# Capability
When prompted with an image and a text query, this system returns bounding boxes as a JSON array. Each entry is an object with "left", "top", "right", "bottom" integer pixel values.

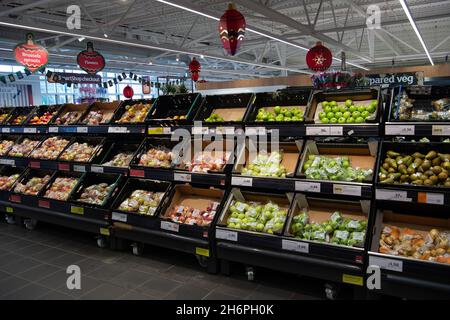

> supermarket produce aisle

[{"left": 0, "top": 221, "right": 327, "bottom": 300}]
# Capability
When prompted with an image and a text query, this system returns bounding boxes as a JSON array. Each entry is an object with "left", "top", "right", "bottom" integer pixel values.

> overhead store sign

[
  {"left": 77, "top": 42, "right": 105, "bottom": 75},
  {"left": 14, "top": 33, "right": 48, "bottom": 73},
  {"left": 48, "top": 72, "right": 102, "bottom": 84},
  {"left": 358, "top": 72, "right": 424, "bottom": 87}
]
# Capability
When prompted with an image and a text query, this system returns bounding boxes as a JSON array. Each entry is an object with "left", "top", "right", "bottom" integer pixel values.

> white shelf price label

[
  {"left": 282, "top": 240, "right": 309, "bottom": 253},
  {"left": 192, "top": 126, "right": 209, "bottom": 135},
  {"left": 90, "top": 166, "right": 104, "bottom": 173},
  {"left": 112, "top": 212, "right": 127, "bottom": 223},
  {"left": 24, "top": 127, "right": 37, "bottom": 133},
  {"left": 216, "top": 229, "right": 238, "bottom": 242},
  {"left": 385, "top": 125, "right": 415, "bottom": 136},
  {"left": 73, "top": 165, "right": 86, "bottom": 173},
  {"left": 306, "top": 126, "right": 330, "bottom": 136},
  {"left": 333, "top": 184, "right": 362, "bottom": 196},
  {"left": 369, "top": 256, "right": 403, "bottom": 272},
  {"left": 330, "top": 126, "right": 343, "bottom": 136},
  {"left": 231, "top": 176, "right": 253, "bottom": 187},
  {"left": 76, "top": 127, "right": 88, "bottom": 133},
  {"left": 432, "top": 125, "right": 450, "bottom": 136},
  {"left": 1, "top": 127, "right": 10, "bottom": 133},
  {"left": 216, "top": 127, "right": 235, "bottom": 135},
  {"left": 48, "top": 127, "right": 59, "bottom": 133},
  {"left": 295, "top": 181, "right": 321, "bottom": 193},
  {"left": 161, "top": 221, "right": 179, "bottom": 233},
  {"left": 174, "top": 173, "right": 191, "bottom": 182},
  {"left": 108, "top": 126, "right": 128, "bottom": 133},
  {"left": 246, "top": 127, "right": 266, "bottom": 135},
  {"left": 419, "top": 192, "right": 444, "bottom": 205},
  {"left": 376, "top": 189, "right": 411, "bottom": 202},
  {"left": 0, "top": 159, "right": 15, "bottom": 166}
]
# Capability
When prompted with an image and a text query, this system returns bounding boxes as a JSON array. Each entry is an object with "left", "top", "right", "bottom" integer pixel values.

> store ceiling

[{"left": 0, "top": 0, "right": 449, "bottom": 80}]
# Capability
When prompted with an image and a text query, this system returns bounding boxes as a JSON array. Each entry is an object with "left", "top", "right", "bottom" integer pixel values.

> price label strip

[
  {"left": 108, "top": 127, "right": 129, "bottom": 133},
  {"left": 76, "top": 127, "right": 88, "bottom": 133},
  {"left": 306, "top": 126, "right": 330, "bottom": 136},
  {"left": 90, "top": 166, "right": 104, "bottom": 173},
  {"left": 1, "top": 127, "right": 10, "bottom": 133},
  {"left": 174, "top": 173, "right": 191, "bottom": 182},
  {"left": 333, "top": 184, "right": 362, "bottom": 196},
  {"left": 161, "top": 221, "right": 179, "bottom": 233},
  {"left": 71, "top": 206, "right": 84, "bottom": 215},
  {"left": 369, "top": 256, "right": 403, "bottom": 272},
  {"left": 112, "top": 212, "right": 127, "bottom": 222},
  {"left": 282, "top": 239, "right": 309, "bottom": 253},
  {"left": 385, "top": 125, "right": 415, "bottom": 136},
  {"left": 376, "top": 189, "right": 412, "bottom": 202},
  {"left": 48, "top": 127, "right": 59, "bottom": 133},
  {"left": 418, "top": 192, "right": 444, "bottom": 205},
  {"left": 216, "top": 229, "right": 238, "bottom": 242},
  {"left": 295, "top": 181, "right": 321, "bottom": 193},
  {"left": 432, "top": 125, "right": 450, "bottom": 136},
  {"left": 231, "top": 176, "right": 253, "bottom": 187}
]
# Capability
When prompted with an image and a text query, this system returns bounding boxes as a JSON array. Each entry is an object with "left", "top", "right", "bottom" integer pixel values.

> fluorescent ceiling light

[
  {"left": 0, "top": 21, "right": 312, "bottom": 75},
  {"left": 398, "top": 0, "right": 434, "bottom": 65},
  {"left": 156, "top": 0, "right": 219, "bottom": 21}
]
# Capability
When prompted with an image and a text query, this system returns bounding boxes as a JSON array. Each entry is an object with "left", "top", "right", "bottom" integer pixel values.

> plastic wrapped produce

[
  {"left": 8, "top": 138, "right": 40, "bottom": 157},
  {"left": 103, "top": 152, "right": 134, "bottom": 167},
  {"left": 77, "top": 183, "right": 114, "bottom": 205},
  {"left": 242, "top": 151, "right": 287, "bottom": 178},
  {"left": 14, "top": 175, "right": 51, "bottom": 195},
  {"left": 59, "top": 142, "right": 97, "bottom": 162},
  {"left": 82, "top": 110, "right": 105, "bottom": 125},
  {"left": 179, "top": 152, "right": 230, "bottom": 173},
  {"left": 139, "top": 148, "right": 173, "bottom": 168},
  {"left": 116, "top": 103, "right": 151, "bottom": 123},
  {"left": 226, "top": 201, "right": 287, "bottom": 234},
  {"left": 0, "top": 139, "right": 15, "bottom": 156},
  {"left": 54, "top": 111, "right": 83, "bottom": 125},
  {"left": 44, "top": 177, "right": 78, "bottom": 201},
  {"left": 303, "top": 155, "right": 372, "bottom": 182},
  {"left": 169, "top": 202, "right": 220, "bottom": 226},
  {"left": 118, "top": 190, "right": 164, "bottom": 216},
  {"left": 30, "top": 137, "right": 70, "bottom": 160},
  {"left": 0, "top": 173, "right": 20, "bottom": 190}
]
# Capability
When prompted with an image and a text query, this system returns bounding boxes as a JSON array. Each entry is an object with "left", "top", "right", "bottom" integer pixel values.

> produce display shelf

[
  {"left": 375, "top": 185, "right": 450, "bottom": 206},
  {"left": 231, "top": 175, "right": 373, "bottom": 198},
  {"left": 147, "top": 124, "right": 192, "bottom": 135},
  {"left": 305, "top": 124, "right": 381, "bottom": 137},
  {"left": 244, "top": 124, "right": 306, "bottom": 137},
  {"left": 48, "top": 125, "right": 147, "bottom": 135},
  {"left": 384, "top": 121, "right": 450, "bottom": 137},
  {"left": 215, "top": 229, "right": 365, "bottom": 286},
  {"left": 367, "top": 252, "right": 450, "bottom": 299},
  {"left": 1, "top": 126, "right": 47, "bottom": 134}
]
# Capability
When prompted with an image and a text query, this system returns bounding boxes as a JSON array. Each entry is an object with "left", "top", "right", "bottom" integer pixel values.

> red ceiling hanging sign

[
  {"left": 14, "top": 33, "right": 48, "bottom": 73},
  {"left": 123, "top": 85, "right": 134, "bottom": 99},
  {"left": 219, "top": 3, "right": 246, "bottom": 56},
  {"left": 77, "top": 42, "right": 105, "bottom": 75},
  {"left": 306, "top": 41, "right": 332, "bottom": 71},
  {"left": 189, "top": 57, "right": 201, "bottom": 82}
]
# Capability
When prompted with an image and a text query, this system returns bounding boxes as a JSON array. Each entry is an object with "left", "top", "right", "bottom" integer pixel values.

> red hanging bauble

[
  {"left": 123, "top": 85, "right": 134, "bottom": 99},
  {"left": 14, "top": 33, "right": 48, "bottom": 73},
  {"left": 189, "top": 57, "right": 201, "bottom": 82},
  {"left": 306, "top": 42, "right": 332, "bottom": 71},
  {"left": 219, "top": 3, "right": 246, "bottom": 56},
  {"left": 77, "top": 42, "right": 105, "bottom": 75}
]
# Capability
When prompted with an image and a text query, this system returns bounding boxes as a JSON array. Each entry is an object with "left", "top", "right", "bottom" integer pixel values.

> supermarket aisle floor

[{"left": 0, "top": 221, "right": 329, "bottom": 300}]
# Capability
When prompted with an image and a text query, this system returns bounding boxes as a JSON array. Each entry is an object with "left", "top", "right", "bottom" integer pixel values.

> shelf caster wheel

[
  {"left": 196, "top": 255, "right": 208, "bottom": 268},
  {"left": 5, "top": 214, "right": 15, "bottom": 225},
  {"left": 325, "top": 283, "right": 340, "bottom": 300},
  {"left": 24, "top": 219, "right": 37, "bottom": 231},
  {"left": 132, "top": 243, "right": 143, "bottom": 256},
  {"left": 96, "top": 237, "right": 107, "bottom": 248},
  {"left": 245, "top": 266, "right": 255, "bottom": 281}
]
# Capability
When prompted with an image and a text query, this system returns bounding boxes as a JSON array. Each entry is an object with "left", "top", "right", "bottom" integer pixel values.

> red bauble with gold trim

[
  {"left": 306, "top": 42, "right": 332, "bottom": 71},
  {"left": 219, "top": 3, "right": 246, "bottom": 56},
  {"left": 77, "top": 42, "right": 105, "bottom": 75},
  {"left": 14, "top": 33, "right": 48, "bottom": 73},
  {"left": 189, "top": 58, "right": 201, "bottom": 82},
  {"left": 123, "top": 85, "right": 134, "bottom": 99}
]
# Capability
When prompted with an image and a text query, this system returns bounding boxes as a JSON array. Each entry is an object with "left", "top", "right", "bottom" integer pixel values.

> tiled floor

[{"left": 0, "top": 220, "right": 331, "bottom": 300}]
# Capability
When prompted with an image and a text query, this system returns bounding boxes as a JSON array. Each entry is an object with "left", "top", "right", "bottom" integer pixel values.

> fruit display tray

[
  {"left": 0, "top": 165, "right": 25, "bottom": 201},
  {"left": 8, "top": 168, "right": 55, "bottom": 206},
  {"left": 110, "top": 99, "right": 154, "bottom": 125},
  {"left": 50, "top": 103, "right": 91, "bottom": 126},
  {"left": 0, "top": 107, "right": 15, "bottom": 125},
  {"left": 7, "top": 106, "right": 36, "bottom": 126},
  {"left": 25, "top": 104, "right": 62, "bottom": 126},
  {"left": 146, "top": 93, "right": 202, "bottom": 125}
]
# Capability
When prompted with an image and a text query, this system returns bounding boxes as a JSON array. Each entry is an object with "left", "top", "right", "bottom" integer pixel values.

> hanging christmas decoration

[
  {"left": 189, "top": 57, "right": 201, "bottom": 82},
  {"left": 219, "top": 3, "right": 246, "bottom": 56},
  {"left": 77, "top": 42, "right": 105, "bottom": 75},
  {"left": 14, "top": 33, "right": 48, "bottom": 73},
  {"left": 306, "top": 41, "right": 332, "bottom": 71},
  {"left": 123, "top": 85, "right": 134, "bottom": 99}
]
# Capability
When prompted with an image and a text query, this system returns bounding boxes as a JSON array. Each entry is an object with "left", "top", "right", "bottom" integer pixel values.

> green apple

[
  {"left": 324, "top": 106, "right": 332, "bottom": 113},
  {"left": 357, "top": 106, "right": 365, "bottom": 113},
  {"left": 355, "top": 116, "right": 365, "bottom": 123},
  {"left": 256, "top": 223, "right": 264, "bottom": 232},
  {"left": 352, "top": 111, "right": 361, "bottom": 119},
  {"left": 345, "top": 99, "right": 353, "bottom": 107},
  {"left": 371, "top": 100, "right": 378, "bottom": 107},
  {"left": 229, "top": 222, "right": 236, "bottom": 228},
  {"left": 326, "top": 112, "right": 335, "bottom": 119},
  {"left": 319, "top": 112, "right": 327, "bottom": 119},
  {"left": 332, "top": 106, "right": 339, "bottom": 113},
  {"left": 346, "top": 117, "right": 355, "bottom": 123},
  {"left": 335, "top": 112, "right": 343, "bottom": 119},
  {"left": 367, "top": 104, "right": 376, "bottom": 113},
  {"left": 339, "top": 105, "right": 347, "bottom": 113},
  {"left": 276, "top": 114, "right": 284, "bottom": 121},
  {"left": 292, "top": 116, "right": 299, "bottom": 121},
  {"left": 349, "top": 105, "right": 357, "bottom": 113},
  {"left": 285, "top": 111, "right": 292, "bottom": 118},
  {"left": 338, "top": 117, "right": 346, "bottom": 124},
  {"left": 343, "top": 111, "right": 351, "bottom": 119},
  {"left": 281, "top": 108, "right": 288, "bottom": 115},
  {"left": 330, "top": 117, "right": 338, "bottom": 124},
  {"left": 274, "top": 106, "right": 281, "bottom": 114},
  {"left": 284, "top": 117, "right": 292, "bottom": 121},
  {"left": 321, "top": 117, "right": 330, "bottom": 124},
  {"left": 322, "top": 101, "right": 329, "bottom": 108},
  {"left": 361, "top": 111, "right": 370, "bottom": 119},
  {"left": 330, "top": 101, "right": 337, "bottom": 107}
]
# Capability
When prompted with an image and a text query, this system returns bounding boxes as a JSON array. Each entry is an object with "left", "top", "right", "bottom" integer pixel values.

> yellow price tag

[
  {"left": 100, "top": 228, "right": 110, "bottom": 236},
  {"left": 195, "top": 247, "right": 210, "bottom": 257},
  {"left": 342, "top": 274, "right": 363, "bottom": 286},
  {"left": 148, "top": 127, "right": 163, "bottom": 135},
  {"left": 6, "top": 207, "right": 13, "bottom": 213},
  {"left": 71, "top": 206, "right": 84, "bottom": 215}
]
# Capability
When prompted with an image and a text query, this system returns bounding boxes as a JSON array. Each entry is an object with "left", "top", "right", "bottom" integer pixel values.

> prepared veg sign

[
  {"left": 77, "top": 42, "right": 105, "bottom": 75},
  {"left": 14, "top": 33, "right": 48, "bottom": 73},
  {"left": 356, "top": 72, "right": 424, "bottom": 87}
]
